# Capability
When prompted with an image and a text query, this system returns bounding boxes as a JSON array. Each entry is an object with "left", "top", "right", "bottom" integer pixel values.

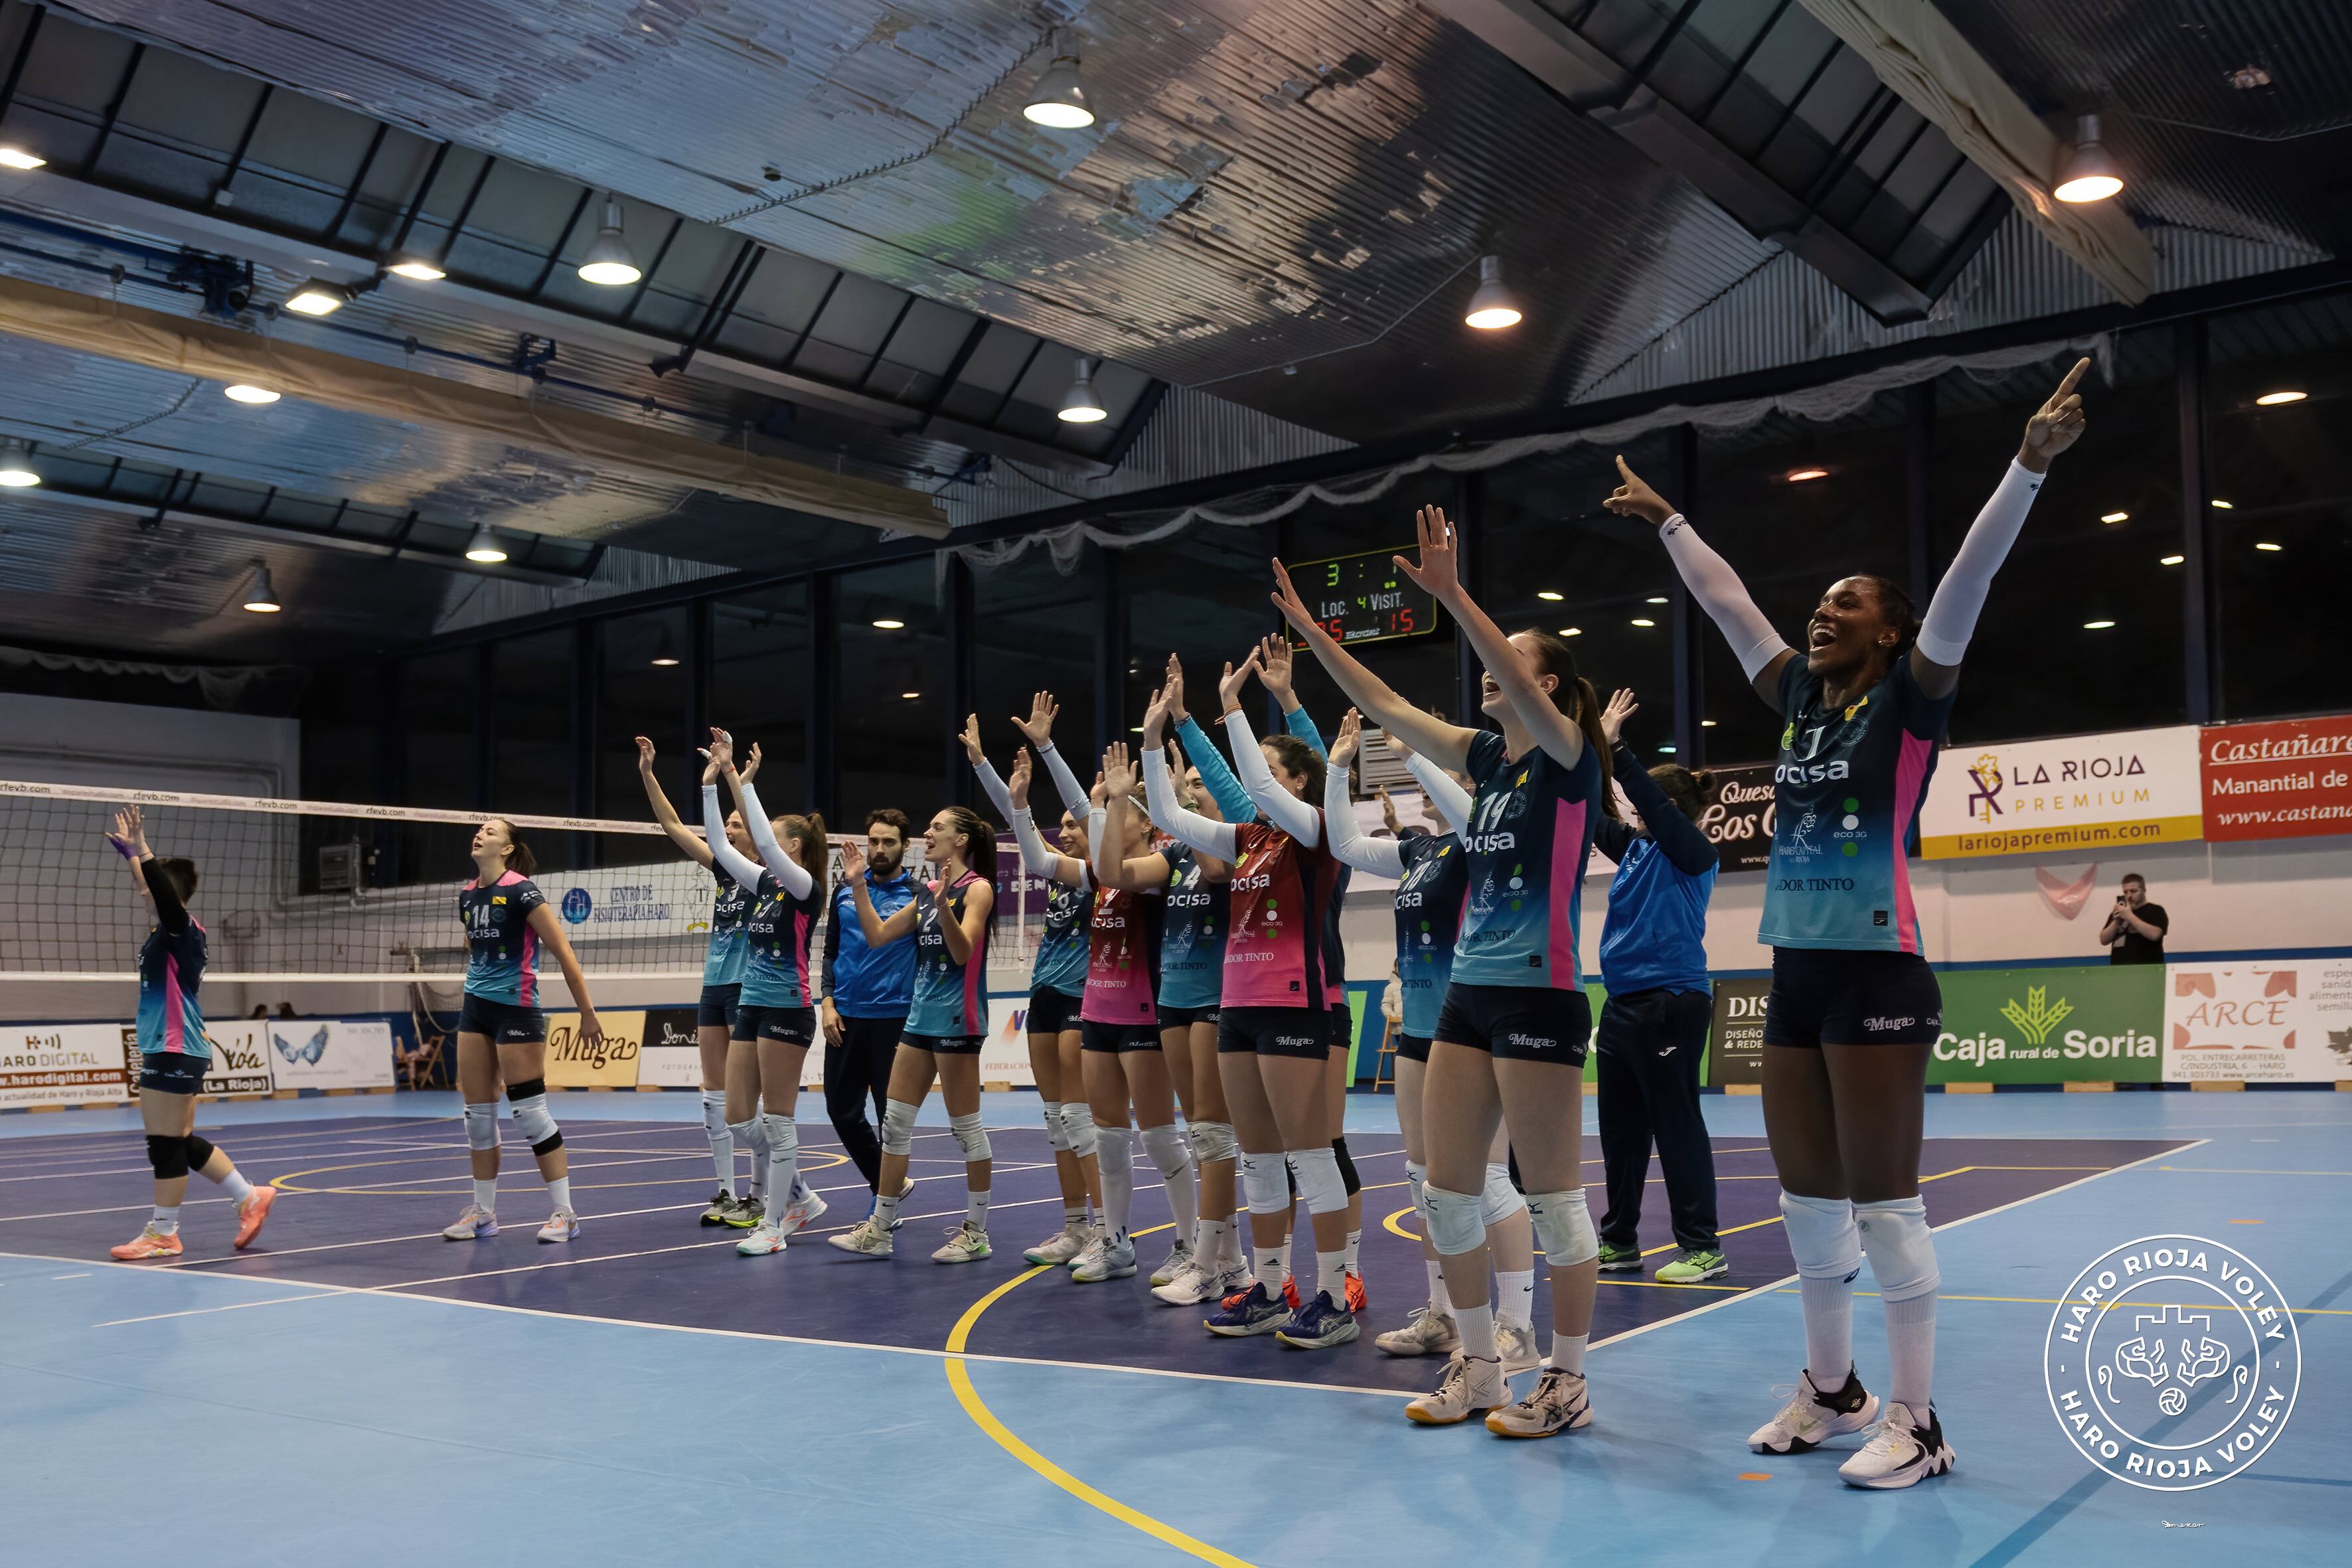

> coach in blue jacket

[{"left": 819, "top": 808, "right": 919, "bottom": 1198}]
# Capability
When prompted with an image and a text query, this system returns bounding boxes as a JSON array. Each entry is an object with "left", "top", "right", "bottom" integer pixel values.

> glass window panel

[
  {"left": 973, "top": 548, "right": 1099, "bottom": 773},
  {"left": 710, "top": 584, "right": 812, "bottom": 814},
  {"left": 838, "top": 562, "right": 944, "bottom": 823},
  {"left": 1117, "top": 524, "right": 1279, "bottom": 742},
  {"left": 595, "top": 609, "right": 692, "bottom": 868},
  {"left": 490, "top": 633, "right": 576, "bottom": 878}
]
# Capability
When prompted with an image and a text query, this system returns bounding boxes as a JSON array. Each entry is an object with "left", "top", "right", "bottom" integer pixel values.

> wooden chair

[
  {"left": 1373, "top": 1018, "right": 1400, "bottom": 1092},
  {"left": 402, "top": 984, "right": 451, "bottom": 1090}
]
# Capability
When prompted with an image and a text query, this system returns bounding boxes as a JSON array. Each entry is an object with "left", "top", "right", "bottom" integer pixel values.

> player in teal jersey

[
  {"left": 1275, "top": 505, "right": 1618, "bottom": 1437},
  {"left": 636, "top": 734, "right": 767, "bottom": 1225},
  {"left": 1613, "top": 359, "right": 2092, "bottom": 1489}
]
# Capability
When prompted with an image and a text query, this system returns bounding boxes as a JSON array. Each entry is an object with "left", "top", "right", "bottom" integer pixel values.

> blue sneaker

[
  {"left": 1275, "top": 1289, "right": 1361, "bottom": 1351},
  {"left": 1204, "top": 1281, "right": 1289, "bottom": 1338}
]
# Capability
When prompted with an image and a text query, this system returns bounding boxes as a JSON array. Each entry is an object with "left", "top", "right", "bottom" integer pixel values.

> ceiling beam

[
  {"left": 1793, "top": 0, "right": 2155, "bottom": 304},
  {"left": 0, "top": 271, "right": 951, "bottom": 537}
]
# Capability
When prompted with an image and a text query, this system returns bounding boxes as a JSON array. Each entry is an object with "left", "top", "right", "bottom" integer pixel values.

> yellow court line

[
  {"left": 2157, "top": 1166, "right": 2352, "bottom": 1176},
  {"left": 945, "top": 1222, "right": 1257, "bottom": 1568}
]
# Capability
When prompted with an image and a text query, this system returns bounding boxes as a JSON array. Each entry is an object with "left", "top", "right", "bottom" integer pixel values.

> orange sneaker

[
  {"left": 1284, "top": 1273, "right": 1302, "bottom": 1312},
  {"left": 1344, "top": 1267, "right": 1368, "bottom": 1314},
  {"left": 110, "top": 1227, "right": 184, "bottom": 1261},
  {"left": 232, "top": 1186, "right": 276, "bottom": 1249}
]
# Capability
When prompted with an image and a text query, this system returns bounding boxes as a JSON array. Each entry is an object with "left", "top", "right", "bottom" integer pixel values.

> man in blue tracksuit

[
  {"left": 819, "top": 808, "right": 919, "bottom": 1196},
  {"left": 1589, "top": 690, "right": 1726, "bottom": 1284}
]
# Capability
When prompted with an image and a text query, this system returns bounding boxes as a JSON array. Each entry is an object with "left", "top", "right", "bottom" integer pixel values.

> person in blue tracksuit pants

[{"left": 819, "top": 809, "right": 919, "bottom": 1198}]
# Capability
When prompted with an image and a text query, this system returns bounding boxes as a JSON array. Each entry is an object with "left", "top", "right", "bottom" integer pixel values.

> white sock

[
  {"left": 473, "top": 1178, "right": 497, "bottom": 1212},
  {"left": 1800, "top": 1275, "right": 1855, "bottom": 1388},
  {"left": 1317, "top": 1249, "right": 1347, "bottom": 1302},
  {"left": 150, "top": 1204, "right": 179, "bottom": 1236},
  {"left": 967, "top": 1187, "right": 990, "bottom": 1233},
  {"left": 1885, "top": 1293, "right": 1937, "bottom": 1411},
  {"left": 1065, "top": 1204, "right": 1087, "bottom": 1231},
  {"left": 1457, "top": 1300, "right": 1498, "bottom": 1364},
  {"left": 731, "top": 1118, "right": 767, "bottom": 1202},
  {"left": 763, "top": 1114, "right": 799, "bottom": 1223},
  {"left": 1254, "top": 1244, "right": 1286, "bottom": 1294},
  {"left": 1547, "top": 1332, "right": 1588, "bottom": 1375},
  {"left": 702, "top": 1090, "right": 735, "bottom": 1196},
  {"left": 1223, "top": 1220, "right": 1247, "bottom": 1270},
  {"left": 218, "top": 1168, "right": 254, "bottom": 1205},
  {"left": 874, "top": 1188, "right": 902, "bottom": 1229},
  {"left": 1344, "top": 1227, "right": 1361, "bottom": 1275},
  {"left": 1142, "top": 1125, "right": 1198, "bottom": 1245},
  {"left": 1498, "top": 1269, "right": 1535, "bottom": 1331},
  {"left": 1202, "top": 1217, "right": 1232, "bottom": 1271},
  {"left": 1099, "top": 1126, "right": 1134, "bottom": 1245},
  {"left": 1279, "top": 1235, "right": 1294, "bottom": 1285},
  {"left": 1426, "top": 1259, "right": 1452, "bottom": 1314},
  {"left": 546, "top": 1176, "right": 572, "bottom": 1213}
]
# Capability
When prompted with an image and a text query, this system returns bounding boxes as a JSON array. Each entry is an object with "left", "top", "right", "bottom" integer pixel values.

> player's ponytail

[
  {"left": 157, "top": 857, "right": 199, "bottom": 902},
  {"left": 490, "top": 819, "right": 537, "bottom": 877},
  {"left": 783, "top": 813, "right": 829, "bottom": 905},
  {"left": 1512, "top": 630, "right": 1618, "bottom": 821}
]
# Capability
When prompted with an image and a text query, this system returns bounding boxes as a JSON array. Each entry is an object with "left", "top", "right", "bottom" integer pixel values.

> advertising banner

[
  {"left": 1692, "top": 765, "right": 1777, "bottom": 874},
  {"left": 1919, "top": 726, "right": 2202, "bottom": 860},
  {"left": 540, "top": 868, "right": 714, "bottom": 942},
  {"left": 980, "top": 994, "right": 1038, "bottom": 1086},
  {"left": 1928, "top": 965, "right": 2163, "bottom": 1084},
  {"left": 2163, "top": 961, "right": 2352, "bottom": 1083},
  {"left": 198, "top": 1023, "right": 278, "bottom": 1097},
  {"left": 1705, "top": 978, "right": 1770, "bottom": 1087},
  {"left": 266, "top": 1018, "right": 398, "bottom": 1091},
  {"left": 542, "top": 1010, "right": 644, "bottom": 1089},
  {"left": 0, "top": 1022, "right": 131, "bottom": 1109},
  {"left": 2199, "top": 715, "right": 2352, "bottom": 843},
  {"left": 638, "top": 1007, "right": 704, "bottom": 1088}
]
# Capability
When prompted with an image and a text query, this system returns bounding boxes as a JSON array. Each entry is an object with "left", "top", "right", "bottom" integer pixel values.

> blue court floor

[{"left": 2, "top": 1088, "right": 2345, "bottom": 1567}]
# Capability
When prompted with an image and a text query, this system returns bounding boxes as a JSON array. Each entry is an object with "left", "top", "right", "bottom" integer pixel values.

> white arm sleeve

[
  {"left": 1916, "top": 459, "right": 2044, "bottom": 666},
  {"left": 1403, "top": 754, "right": 1474, "bottom": 837},
  {"left": 1087, "top": 807, "right": 1115, "bottom": 886},
  {"left": 971, "top": 757, "right": 1017, "bottom": 819},
  {"left": 1144, "top": 747, "right": 1238, "bottom": 860},
  {"left": 1660, "top": 514, "right": 1791, "bottom": 682},
  {"left": 1324, "top": 759, "right": 1403, "bottom": 876},
  {"left": 738, "top": 781, "right": 812, "bottom": 899},
  {"left": 973, "top": 757, "right": 1064, "bottom": 876},
  {"left": 1223, "top": 710, "right": 1322, "bottom": 846},
  {"left": 1036, "top": 742, "right": 1091, "bottom": 816},
  {"left": 704, "top": 785, "right": 763, "bottom": 892}
]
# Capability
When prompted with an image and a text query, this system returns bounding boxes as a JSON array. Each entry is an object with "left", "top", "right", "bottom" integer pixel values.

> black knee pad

[
  {"left": 1332, "top": 1136, "right": 1360, "bottom": 1198},
  {"left": 505, "top": 1077, "right": 547, "bottom": 1103},
  {"left": 530, "top": 1132, "right": 564, "bottom": 1157},
  {"left": 146, "top": 1134, "right": 189, "bottom": 1180},
  {"left": 183, "top": 1134, "right": 216, "bottom": 1170}
]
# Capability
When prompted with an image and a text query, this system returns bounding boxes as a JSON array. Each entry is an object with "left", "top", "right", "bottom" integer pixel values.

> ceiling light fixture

[
  {"left": 1658, "top": 745, "right": 1676, "bottom": 754},
  {"left": 387, "top": 255, "right": 447, "bottom": 281},
  {"left": 901, "top": 690, "right": 921, "bottom": 700},
  {"left": 1024, "top": 48, "right": 1095, "bottom": 129},
  {"left": 1058, "top": 358, "right": 1107, "bottom": 424},
  {"left": 1557, "top": 627, "right": 1581, "bottom": 637},
  {"left": 2254, "top": 390, "right": 2306, "bottom": 406},
  {"left": 2083, "top": 619, "right": 2116, "bottom": 630},
  {"left": 1536, "top": 590, "right": 1563, "bottom": 601},
  {"left": 0, "top": 438, "right": 39, "bottom": 487},
  {"left": 2100, "top": 510, "right": 2129, "bottom": 524},
  {"left": 578, "top": 196, "right": 642, "bottom": 287},
  {"left": 283, "top": 278, "right": 354, "bottom": 316},
  {"left": 1785, "top": 466, "right": 1830, "bottom": 483},
  {"left": 2255, "top": 541, "right": 2283, "bottom": 552},
  {"left": 463, "top": 527, "right": 509, "bottom": 564},
  {"left": 872, "top": 618, "right": 905, "bottom": 631},
  {"left": 1700, "top": 719, "right": 1717, "bottom": 728},
  {"left": 2159, "top": 554, "right": 2185, "bottom": 566},
  {"left": 1645, "top": 595, "right": 1668, "bottom": 604},
  {"left": 2054, "top": 114, "right": 2124, "bottom": 203},
  {"left": 649, "top": 628, "right": 681, "bottom": 667},
  {"left": 0, "top": 146, "right": 44, "bottom": 171},
  {"left": 2211, "top": 499, "right": 2233, "bottom": 509},
  {"left": 223, "top": 383, "right": 280, "bottom": 404},
  {"left": 1630, "top": 617, "right": 1656, "bottom": 628},
  {"left": 1464, "top": 255, "right": 1523, "bottom": 331},
  {"left": 240, "top": 564, "right": 281, "bottom": 613}
]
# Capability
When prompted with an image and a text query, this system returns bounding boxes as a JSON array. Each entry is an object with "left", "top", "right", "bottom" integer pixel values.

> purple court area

[{"left": 0, "top": 1115, "right": 2193, "bottom": 1393}]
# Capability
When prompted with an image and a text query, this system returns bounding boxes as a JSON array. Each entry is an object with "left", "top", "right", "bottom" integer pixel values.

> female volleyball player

[
  {"left": 980, "top": 698, "right": 1101, "bottom": 1267},
  {"left": 1587, "top": 689, "right": 1725, "bottom": 1285},
  {"left": 826, "top": 804, "right": 1000, "bottom": 1263},
  {"left": 1322, "top": 714, "right": 1542, "bottom": 1373},
  {"left": 635, "top": 734, "right": 763, "bottom": 1225},
  {"left": 1143, "top": 648, "right": 1356, "bottom": 1351},
  {"left": 1273, "top": 510, "right": 1617, "bottom": 1437},
  {"left": 104, "top": 806, "right": 275, "bottom": 1260},
  {"left": 441, "top": 817, "right": 604, "bottom": 1244},
  {"left": 1610, "top": 358, "right": 2090, "bottom": 1488},
  {"left": 702, "top": 730, "right": 829, "bottom": 1257}
]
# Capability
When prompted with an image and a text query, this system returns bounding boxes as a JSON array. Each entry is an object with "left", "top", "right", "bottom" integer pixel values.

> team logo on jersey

[
  {"left": 2045, "top": 1236, "right": 2300, "bottom": 1491},
  {"left": 1784, "top": 811, "right": 1822, "bottom": 856},
  {"left": 1830, "top": 797, "right": 1868, "bottom": 859},
  {"left": 1843, "top": 694, "right": 1871, "bottom": 722}
]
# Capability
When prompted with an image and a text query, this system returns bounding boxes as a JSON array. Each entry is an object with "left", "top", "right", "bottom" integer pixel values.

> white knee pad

[
  {"left": 508, "top": 1093, "right": 560, "bottom": 1154},
  {"left": 1287, "top": 1145, "right": 1347, "bottom": 1216},
  {"left": 700, "top": 1088, "right": 728, "bottom": 1136},
  {"left": 1405, "top": 1160, "right": 1429, "bottom": 1222},
  {"left": 1480, "top": 1161, "right": 1528, "bottom": 1227},
  {"left": 1239, "top": 1150, "right": 1291, "bottom": 1216},
  {"left": 1423, "top": 1183, "right": 1486, "bottom": 1258},
  {"left": 1525, "top": 1188, "right": 1598, "bottom": 1267},
  {"left": 1190, "top": 1119, "right": 1237, "bottom": 1166},
  {"left": 463, "top": 1101, "right": 499, "bottom": 1152},
  {"left": 880, "top": 1098, "right": 918, "bottom": 1158},
  {"left": 1780, "top": 1190, "right": 1863, "bottom": 1283},
  {"left": 949, "top": 1110, "right": 992, "bottom": 1165},
  {"left": 1140, "top": 1123, "right": 1192, "bottom": 1180},
  {"left": 1060, "top": 1102, "right": 1099, "bottom": 1160},
  {"left": 1042, "top": 1101, "right": 1071, "bottom": 1153},
  {"left": 727, "top": 1117, "right": 761, "bottom": 1154},
  {"left": 761, "top": 1112, "right": 799, "bottom": 1175},
  {"left": 1854, "top": 1196, "right": 1938, "bottom": 1302},
  {"left": 1097, "top": 1123, "right": 1133, "bottom": 1178}
]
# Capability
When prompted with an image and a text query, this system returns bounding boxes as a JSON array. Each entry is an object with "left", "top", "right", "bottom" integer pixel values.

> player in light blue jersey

[{"left": 1618, "top": 358, "right": 2091, "bottom": 1489}]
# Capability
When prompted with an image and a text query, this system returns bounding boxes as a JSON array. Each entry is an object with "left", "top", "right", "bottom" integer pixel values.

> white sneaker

[
  {"left": 1066, "top": 1232, "right": 1107, "bottom": 1278},
  {"left": 1487, "top": 1366, "right": 1592, "bottom": 1439},
  {"left": 441, "top": 1204, "right": 498, "bottom": 1241},
  {"left": 931, "top": 1221, "right": 992, "bottom": 1264},
  {"left": 1024, "top": 1223, "right": 1089, "bottom": 1265},
  {"left": 888, "top": 1176, "right": 915, "bottom": 1229},
  {"left": 828, "top": 1215, "right": 895, "bottom": 1259},
  {"left": 1213, "top": 1261, "right": 1253, "bottom": 1298},
  {"left": 776, "top": 1186, "right": 827, "bottom": 1238},
  {"left": 1150, "top": 1239, "right": 1194, "bottom": 1288},
  {"left": 1404, "top": 1353, "right": 1505, "bottom": 1426},
  {"left": 1073, "top": 1234, "right": 1137, "bottom": 1283},
  {"left": 1496, "top": 1320, "right": 1541, "bottom": 1375},
  {"left": 535, "top": 1208, "right": 580, "bottom": 1244},
  {"left": 735, "top": 1221, "right": 787, "bottom": 1257},
  {"left": 1839, "top": 1402, "right": 1954, "bottom": 1490},
  {"left": 1749, "top": 1367, "right": 1880, "bottom": 1454},
  {"left": 1150, "top": 1259, "right": 1222, "bottom": 1306},
  {"left": 1375, "top": 1306, "right": 1461, "bottom": 1358}
]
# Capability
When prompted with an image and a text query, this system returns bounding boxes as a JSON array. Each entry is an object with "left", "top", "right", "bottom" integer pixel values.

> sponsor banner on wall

[
  {"left": 1919, "top": 726, "right": 2202, "bottom": 860},
  {"left": 980, "top": 994, "right": 1038, "bottom": 1086},
  {"left": 1, "top": 1022, "right": 131, "bottom": 1108},
  {"left": 1693, "top": 765, "right": 1777, "bottom": 874},
  {"left": 200, "top": 1024, "right": 277, "bottom": 1097},
  {"left": 639, "top": 1006, "right": 704, "bottom": 1088},
  {"left": 1706, "top": 978, "right": 1770, "bottom": 1087},
  {"left": 2200, "top": 715, "right": 2352, "bottom": 843},
  {"left": 542, "top": 1010, "right": 644, "bottom": 1088},
  {"left": 540, "top": 869, "right": 711, "bottom": 941},
  {"left": 2163, "top": 961, "right": 2352, "bottom": 1083},
  {"left": 266, "top": 1019, "right": 398, "bottom": 1091},
  {"left": 1928, "top": 966, "right": 2162, "bottom": 1084}
]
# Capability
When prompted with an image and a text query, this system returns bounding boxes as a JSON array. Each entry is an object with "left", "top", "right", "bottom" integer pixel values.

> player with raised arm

[
  {"left": 104, "top": 807, "right": 275, "bottom": 1260},
  {"left": 1608, "top": 358, "right": 2090, "bottom": 1488},
  {"left": 1272, "top": 506, "right": 1618, "bottom": 1438}
]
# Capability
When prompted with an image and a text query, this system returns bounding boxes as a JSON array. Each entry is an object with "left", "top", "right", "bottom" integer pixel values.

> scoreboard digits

[{"left": 1290, "top": 548, "right": 1437, "bottom": 647}]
